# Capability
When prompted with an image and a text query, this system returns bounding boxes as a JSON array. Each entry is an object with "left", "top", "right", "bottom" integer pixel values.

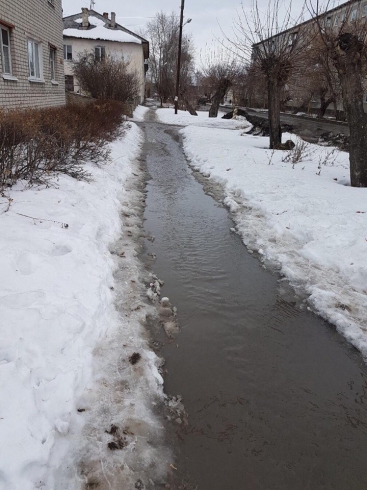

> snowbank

[
  {"left": 176, "top": 119, "right": 367, "bottom": 357},
  {"left": 0, "top": 123, "right": 166, "bottom": 489},
  {"left": 156, "top": 107, "right": 251, "bottom": 129},
  {"left": 132, "top": 104, "right": 150, "bottom": 121}
]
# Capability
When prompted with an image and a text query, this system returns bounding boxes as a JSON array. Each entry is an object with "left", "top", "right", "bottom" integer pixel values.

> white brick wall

[{"left": 0, "top": 0, "right": 66, "bottom": 109}]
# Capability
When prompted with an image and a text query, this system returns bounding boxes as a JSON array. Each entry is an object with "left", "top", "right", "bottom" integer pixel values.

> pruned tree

[
  {"left": 308, "top": 0, "right": 367, "bottom": 186},
  {"left": 227, "top": 0, "right": 308, "bottom": 149},
  {"left": 145, "top": 12, "right": 195, "bottom": 107},
  {"left": 287, "top": 34, "right": 342, "bottom": 118},
  {"left": 73, "top": 52, "right": 140, "bottom": 102},
  {"left": 200, "top": 48, "right": 240, "bottom": 117}
]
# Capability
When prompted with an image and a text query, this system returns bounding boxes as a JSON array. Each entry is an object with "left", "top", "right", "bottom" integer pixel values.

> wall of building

[
  {"left": 0, "top": 0, "right": 65, "bottom": 109},
  {"left": 63, "top": 37, "right": 146, "bottom": 103}
]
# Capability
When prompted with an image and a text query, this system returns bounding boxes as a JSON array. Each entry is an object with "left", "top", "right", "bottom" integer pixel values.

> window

[
  {"left": 288, "top": 32, "right": 298, "bottom": 46},
  {"left": 334, "top": 15, "right": 339, "bottom": 26},
  {"left": 50, "top": 47, "right": 56, "bottom": 80},
  {"left": 350, "top": 9, "right": 357, "bottom": 21},
  {"left": 363, "top": 5, "right": 367, "bottom": 17},
  {"left": 326, "top": 16, "right": 332, "bottom": 27},
  {"left": 65, "top": 75, "right": 74, "bottom": 92},
  {"left": 0, "top": 26, "right": 12, "bottom": 75},
  {"left": 95, "top": 46, "right": 105, "bottom": 61},
  {"left": 63, "top": 44, "right": 72, "bottom": 60},
  {"left": 28, "top": 39, "right": 42, "bottom": 79}
]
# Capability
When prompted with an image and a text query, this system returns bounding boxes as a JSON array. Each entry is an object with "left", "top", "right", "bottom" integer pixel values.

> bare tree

[
  {"left": 200, "top": 49, "right": 240, "bottom": 117},
  {"left": 73, "top": 52, "right": 140, "bottom": 102},
  {"left": 228, "top": 0, "right": 308, "bottom": 149},
  {"left": 145, "top": 12, "right": 195, "bottom": 107},
  {"left": 308, "top": 1, "right": 367, "bottom": 186}
]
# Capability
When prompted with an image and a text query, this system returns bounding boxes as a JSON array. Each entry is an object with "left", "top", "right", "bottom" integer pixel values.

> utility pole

[{"left": 174, "top": 0, "right": 185, "bottom": 114}]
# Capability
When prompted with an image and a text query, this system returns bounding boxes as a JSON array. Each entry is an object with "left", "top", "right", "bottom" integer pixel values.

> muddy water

[{"left": 140, "top": 114, "right": 367, "bottom": 490}]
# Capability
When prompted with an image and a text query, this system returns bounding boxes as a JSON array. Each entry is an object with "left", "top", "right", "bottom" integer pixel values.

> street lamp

[{"left": 174, "top": 0, "right": 191, "bottom": 114}]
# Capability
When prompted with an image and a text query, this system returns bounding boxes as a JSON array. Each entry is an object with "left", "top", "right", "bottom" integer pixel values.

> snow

[
  {"left": 0, "top": 122, "right": 166, "bottom": 488},
  {"left": 155, "top": 109, "right": 367, "bottom": 358},
  {"left": 132, "top": 105, "right": 150, "bottom": 121},
  {"left": 64, "top": 16, "right": 141, "bottom": 44},
  {"left": 156, "top": 107, "right": 252, "bottom": 129}
]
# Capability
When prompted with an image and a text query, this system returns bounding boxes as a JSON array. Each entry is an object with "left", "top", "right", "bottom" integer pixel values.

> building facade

[
  {"left": 63, "top": 9, "right": 149, "bottom": 104},
  {"left": 0, "top": 0, "right": 66, "bottom": 109}
]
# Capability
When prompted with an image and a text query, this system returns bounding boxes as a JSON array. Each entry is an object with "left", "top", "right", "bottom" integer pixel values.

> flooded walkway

[{"left": 140, "top": 111, "right": 367, "bottom": 490}]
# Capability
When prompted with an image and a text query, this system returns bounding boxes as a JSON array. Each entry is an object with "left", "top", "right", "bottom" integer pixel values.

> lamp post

[{"left": 174, "top": 0, "right": 191, "bottom": 114}]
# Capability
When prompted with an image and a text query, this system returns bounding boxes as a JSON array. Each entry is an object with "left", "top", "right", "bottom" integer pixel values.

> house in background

[
  {"left": 0, "top": 0, "right": 65, "bottom": 109},
  {"left": 63, "top": 9, "right": 149, "bottom": 104}
]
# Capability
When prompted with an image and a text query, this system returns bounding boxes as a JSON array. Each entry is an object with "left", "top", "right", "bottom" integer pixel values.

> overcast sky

[{"left": 61, "top": 0, "right": 342, "bottom": 63}]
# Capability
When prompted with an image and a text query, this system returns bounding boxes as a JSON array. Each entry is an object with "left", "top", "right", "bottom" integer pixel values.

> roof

[{"left": 63, "top": 10, "right": 149, "bottom": 58}]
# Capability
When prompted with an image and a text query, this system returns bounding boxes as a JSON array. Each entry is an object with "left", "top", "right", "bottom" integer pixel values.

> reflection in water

[{"left": 141, "top": 114, "right": 367, "bottom": 490}]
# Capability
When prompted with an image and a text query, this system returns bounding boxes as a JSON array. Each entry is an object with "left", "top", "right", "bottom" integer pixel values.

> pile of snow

[
  {"left": 132, "top": 104, "right": 150, "bottom": 121},
  {"left": 64, "top": 16, "right": 141, "bottom": 44},
  {"left": 173, "top": 118, "right": 367, "bottom": 357},
  {"left": 0, "top": 122, "right": 167, "bottom": 488},
  {"left": 156, "top": 108, "right": 251, "bottom": 129}
]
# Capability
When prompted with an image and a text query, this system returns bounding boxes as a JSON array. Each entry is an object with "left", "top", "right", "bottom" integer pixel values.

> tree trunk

[
  {"left": 318, "top": 95, "right": 335, "bottom": 118},
  {"left": 341, "top": 73, "right": 367, "bottom": 186},
  {"left": 267, "top": 77, "right": 282, "bottom": 149},
  {"left": 209, "top": 80, "right": 231, "bottom": 118},
  {"left": 337, "top": 36, "right": 367, "bottom": 187},
  {"left": 183, "top": 98, "right": 198, "bottom": 116}
]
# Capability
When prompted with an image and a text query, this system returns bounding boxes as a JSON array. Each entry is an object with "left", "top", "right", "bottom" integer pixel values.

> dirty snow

[
  {"left": 132, "top": 105, "right": 150, "bottom": 122},
  {"left": 0, "top": 121, "right": 167, "bottom": 489},
  {"left": 155, "top": 109, "right": 367, "bottom": 357}
]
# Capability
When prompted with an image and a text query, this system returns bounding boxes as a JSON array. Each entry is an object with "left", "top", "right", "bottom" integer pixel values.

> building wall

[
  {"left": 0, "top": 0, "right": 66, "bottom": 109},
  {"left": 63, "top": 37, "right": 146, "bottom": 103}
]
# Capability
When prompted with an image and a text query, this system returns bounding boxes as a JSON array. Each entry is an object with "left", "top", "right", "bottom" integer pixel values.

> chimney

[
  {"left": 81, "top": 8, "right": 89, "bottom": 29},
  {"left": 111, "top": 12, "right": 116, "bottom": 28},
  {"left": 103, "top": 12, "right": 109, "bottom": 19}
]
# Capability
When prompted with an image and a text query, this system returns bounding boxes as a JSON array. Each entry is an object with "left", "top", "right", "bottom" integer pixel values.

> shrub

[
  {"left": 0, "top": 100, "right": 126, "bottom": 189},
  {"left": 73, "top": 53, "right": 140, "bottom": 103}
]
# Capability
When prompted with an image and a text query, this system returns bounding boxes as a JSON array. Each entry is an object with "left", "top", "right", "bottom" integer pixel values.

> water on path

[{"left": 140, "top": 112, "right": 367, "bottom": 490}]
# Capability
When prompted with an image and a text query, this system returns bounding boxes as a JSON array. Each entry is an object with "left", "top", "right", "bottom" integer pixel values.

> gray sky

[{"left": 61, "top": 0, "right": 341, "bottom": 63}]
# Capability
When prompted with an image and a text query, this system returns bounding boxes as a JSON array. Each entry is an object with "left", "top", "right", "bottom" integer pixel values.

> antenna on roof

[{"left": 90, "top": 0, "right": 95, "bottom": 9}]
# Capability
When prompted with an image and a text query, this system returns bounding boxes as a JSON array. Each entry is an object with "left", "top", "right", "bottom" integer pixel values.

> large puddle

[{"left": 140, "top": 113, "right": 367, "bottom": 490}]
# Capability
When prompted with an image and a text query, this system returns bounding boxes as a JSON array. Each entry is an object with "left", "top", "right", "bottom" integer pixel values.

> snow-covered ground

[
  {"left": 155, "top": 108, "right": 367, "bottom": 358},
  {"left": 156, "top": 107, "right": 250, "bottom": 129},
  {"left": 0, "top": 117, "right": 167, "bottom": 489}
]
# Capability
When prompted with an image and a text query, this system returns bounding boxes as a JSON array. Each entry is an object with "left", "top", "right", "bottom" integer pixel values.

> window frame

[
  {"left": 0, "top": 25, "right": 12, "bottom": 75},
  {"left": 350, "top": 9, "right": 358, "bottom": 21},
  {"left": 49, "top": 46, "right": 56, "bottom": 81},
  {"left": 95, "top": 45, "right": 106, "bottom": 62},
  {"left": 63, "top": 44, "right": 72, "bottom": 61},
  {"left": 28, "top": 38, "right": 43, "bottom": 81}
]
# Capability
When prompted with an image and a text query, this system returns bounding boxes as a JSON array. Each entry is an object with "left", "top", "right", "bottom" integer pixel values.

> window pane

[
  {"left": 34, "top": 43, "right": 40, "bottom": 78},
  {"left": 67, "top": 45, "right": 72, "bottom": 60},
  {"left": 1, "top": 28, "right": 9, "bottom": 46},
  {"left": 50, "top": 49, "right": 55, "bottom": 79},
  {"left": 28, "top": 41, "right": 35, "bottom": 77},
  {"left": 3, "top": 45, "right": 10, "bottom": 73}
]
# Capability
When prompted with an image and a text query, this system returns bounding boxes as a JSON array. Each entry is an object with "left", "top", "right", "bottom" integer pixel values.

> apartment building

[{"left": 0, "top": 0, "right": 65, "bottom": 109}]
